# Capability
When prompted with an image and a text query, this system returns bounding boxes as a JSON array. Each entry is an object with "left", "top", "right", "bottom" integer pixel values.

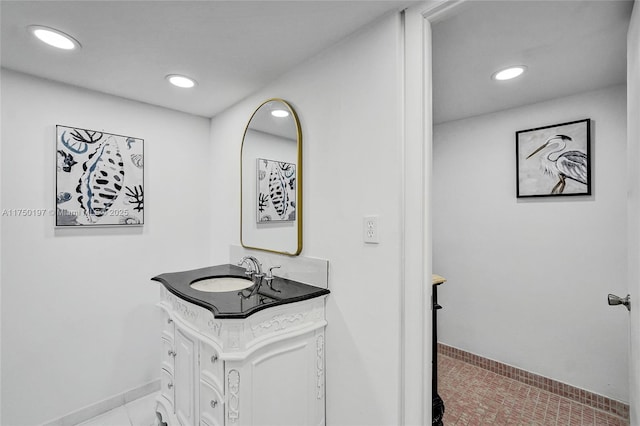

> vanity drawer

[
  {"left": 161, "top": 337, "right": 175, "bottom": 372},
  {"left": 199, "top": 379, "right": 224, "bottom": 426},
  {"left": 160, "top": 368, "right": 175, "bottom": 408},
  {"left": 200, "top": 342, "right": 223, "bottom": 385},
  {"left": 161, "top": 310, "right": 174, "bottom": 341}
]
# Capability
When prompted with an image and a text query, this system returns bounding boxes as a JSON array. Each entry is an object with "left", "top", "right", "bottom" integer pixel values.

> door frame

[
  {"left": 401, "top": 1, "right": 466, "bottom": 424},
  {"left": 627, "top": 1, "right": 640, "bottom": 423}
]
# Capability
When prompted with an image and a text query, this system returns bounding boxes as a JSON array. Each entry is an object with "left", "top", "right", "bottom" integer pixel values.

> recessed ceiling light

[
  {"left": 271, "top": 109, "right": 290, "bottom": 118},
  {"left": 28, "top": 25, "right": 81, "bottom": 50},
  {"left": 492, "top": 66, "right": 527, "bottom": 81},
  {"left": 166, "top": 74, "right": 197, "bottom": 88}
]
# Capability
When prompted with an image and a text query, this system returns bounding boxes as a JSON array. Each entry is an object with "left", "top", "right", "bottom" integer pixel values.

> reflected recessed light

[
  {"left": 492, "top": 66, "right": 527, "bottom": 81},
  {"left": 28, "top": 25, "right": 81, "bottom": 50},
  {"left": 271, "top": 109, "right": 290, "bottom": 118},
  {"left": 166, "top": 74, "right": 197, "bottom": 88}
]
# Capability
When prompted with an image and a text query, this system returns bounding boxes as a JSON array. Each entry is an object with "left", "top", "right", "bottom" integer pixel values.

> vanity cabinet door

[
  {"left": 238, "top": 332, "right": 325, "bottom": 426},
  {"left": 175, "top": 327, "right": 197, "bottom": 426}
]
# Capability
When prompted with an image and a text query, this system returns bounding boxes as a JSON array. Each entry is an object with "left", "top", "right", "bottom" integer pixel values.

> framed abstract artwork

[
  {"left": 256, "top": 158, "right": 296, "bottom": 223},
  {"left": 56, "top": 125, "right": 144, "bottom": 226},
  {"left": 516, "top": 119, "right": 591, "bottom": 198}
]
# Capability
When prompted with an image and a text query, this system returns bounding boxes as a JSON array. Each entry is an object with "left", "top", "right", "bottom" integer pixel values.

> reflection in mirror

[{"left": 241, "top": 99, "right": 302, "bottom": 255}]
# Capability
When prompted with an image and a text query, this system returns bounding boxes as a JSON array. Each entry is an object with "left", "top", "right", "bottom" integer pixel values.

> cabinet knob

[
  {"left": 168, "top": 350, "right": 176, "bottom": 357},
  {"left": 167, "top": 318, "right": 173, "bottom": 324},
  {"left": 211, "top": 354, "right": 218, "bottom": 363},
  {"left": 210, "top": 400, "right": 218, "bottom": 408},
  {"left": 167, "top": 382, "right": 173, "bottom": 389}
]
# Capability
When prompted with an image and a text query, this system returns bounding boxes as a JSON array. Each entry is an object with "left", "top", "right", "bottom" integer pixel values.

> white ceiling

[
  {"left": 2, "top": 1, "right": 632, "bottom": 123},
  {"left": 432, "top": 0, "right": 633, "bottom": 124},
  {"left": 1, "top": 0, "right": 416, "bottom": 118}
]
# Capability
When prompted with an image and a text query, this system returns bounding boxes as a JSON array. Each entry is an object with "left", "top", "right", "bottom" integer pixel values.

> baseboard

[
  {"left": 40, "top": 379, "right": 160, "bottom": 426},
  {"left": 438, "top": 343, "right": 629, "bottom": 420}
]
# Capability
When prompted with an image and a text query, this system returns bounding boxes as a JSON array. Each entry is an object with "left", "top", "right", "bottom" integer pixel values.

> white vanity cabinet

[{"left": 156, "top": 286, "right": 327, "bottom": 426}]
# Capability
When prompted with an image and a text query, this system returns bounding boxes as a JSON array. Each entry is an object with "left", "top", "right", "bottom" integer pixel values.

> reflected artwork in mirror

[{"left": 241, "top": 99, "right": 302, "bottom": 255}]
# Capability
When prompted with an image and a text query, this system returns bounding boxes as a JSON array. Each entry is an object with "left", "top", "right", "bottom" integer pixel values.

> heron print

[{"left": 516, "top": 119, "right": 591, "bottom": 197}]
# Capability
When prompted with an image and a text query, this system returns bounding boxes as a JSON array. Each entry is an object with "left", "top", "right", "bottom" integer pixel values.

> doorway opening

[{"left": 429, "top": 1, "right": 632, "bottom": 424}]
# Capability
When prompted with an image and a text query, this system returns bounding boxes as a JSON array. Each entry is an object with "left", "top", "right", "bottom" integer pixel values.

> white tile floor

[{"left": 76, "top": 392, "right": 159, "bottom": 426}]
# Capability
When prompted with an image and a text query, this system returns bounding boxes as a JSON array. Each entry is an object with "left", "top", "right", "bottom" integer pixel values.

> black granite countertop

[{"left": 152, "top": 264, "right": 330, "bottom": 319}]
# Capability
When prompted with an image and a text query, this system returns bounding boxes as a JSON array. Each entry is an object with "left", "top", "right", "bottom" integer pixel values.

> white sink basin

[{"left": 190, "top": 277, "right": 253, "bottom": 293}]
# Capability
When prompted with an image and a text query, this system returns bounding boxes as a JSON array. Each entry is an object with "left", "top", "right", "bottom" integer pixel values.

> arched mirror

[{"left": 241, "top": 99, "right": 302, "bottom": 255}]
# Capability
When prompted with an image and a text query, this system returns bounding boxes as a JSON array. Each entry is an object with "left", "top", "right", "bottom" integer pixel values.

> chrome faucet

[
  {"left": 237, "top": 256, "right": 265, "bottom": 298},
  {"left": 237, "top": 255, "right": 263, "bottom": 278}
]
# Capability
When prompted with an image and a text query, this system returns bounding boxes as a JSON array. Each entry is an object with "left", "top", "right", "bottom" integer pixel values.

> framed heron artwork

[
  {"left": 56, "top": 125, "right": 144, "bottom": 226},
  {"left": 516, "top": 119, "right": 591, "bottom": 198}
]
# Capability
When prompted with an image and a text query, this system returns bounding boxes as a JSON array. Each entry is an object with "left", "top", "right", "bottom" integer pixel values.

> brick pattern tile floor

[{"left": 437, "top": 354, "right": 629, "bottom": 425}]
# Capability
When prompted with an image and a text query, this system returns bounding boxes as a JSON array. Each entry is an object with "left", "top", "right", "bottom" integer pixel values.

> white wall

[
  {"left": 433, "top": 85, "right": 629, "bottom": 401},
  {"left": 0, "top": 69, "right": 212, "bottom": 425},
  {"left": 210, "top": 14, "right": 405, "bottom": 425}
]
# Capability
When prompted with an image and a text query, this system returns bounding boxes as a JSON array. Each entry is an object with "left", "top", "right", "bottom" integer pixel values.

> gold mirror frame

[{"left": 240, "top": 99, "right": 302, "bottom": 255}]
